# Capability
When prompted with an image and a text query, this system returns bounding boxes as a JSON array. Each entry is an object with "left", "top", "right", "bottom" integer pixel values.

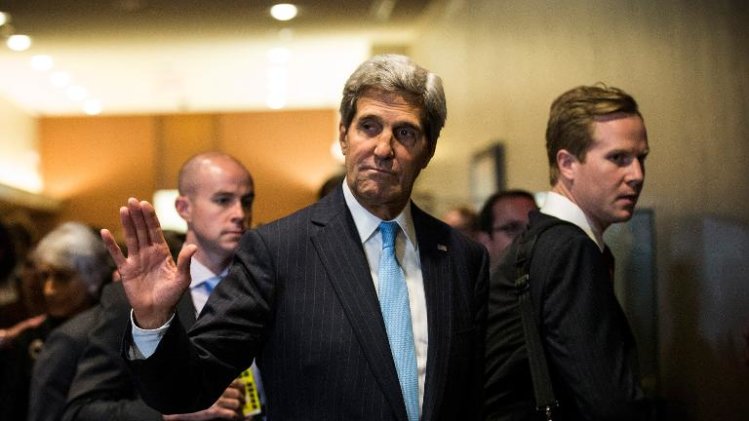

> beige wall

[
  {"left": 39, "top": 109, "right": 340, "bottom": 238},
  {"left": 411, "top": 0, "right": 749, "bottom": 419},
  {"left": 0, "top": 96, "right": 40, "bottom": 192}
]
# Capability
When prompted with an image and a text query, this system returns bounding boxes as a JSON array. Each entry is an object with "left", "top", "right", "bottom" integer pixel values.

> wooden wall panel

[
  {"left": 219, "top": 109, "right": 340, "bottom": 226},
  {"left": 156, "top": 114, "right": 218, "bottom": 189},
  {"left": 39, "top": 116, "right": 156, "bottom": 235},
  {"left": 38, "top": 109, "right": 339, "bottom": 234}
]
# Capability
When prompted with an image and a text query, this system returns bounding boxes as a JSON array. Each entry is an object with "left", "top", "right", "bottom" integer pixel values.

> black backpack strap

[{"left": 513, "top": 219, "right": 564, "bottom": 420}]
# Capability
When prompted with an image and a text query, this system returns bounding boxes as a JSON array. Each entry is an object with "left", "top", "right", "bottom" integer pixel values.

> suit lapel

[
  {"left": 176, "top": 291, "right": 197, "bottom": 329},
  {"left": 412, "top": 206, "right": 453, "bottom": 420},
  {"left": 310, "top": 188, "right": 408, "bottom": 421}
]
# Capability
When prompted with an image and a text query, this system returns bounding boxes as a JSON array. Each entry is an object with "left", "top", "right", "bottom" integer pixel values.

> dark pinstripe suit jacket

[
  {"left": 126, "top": 186, "right": 489, "bottom": 420},
  {"left": 484, "top": 212, "right": 646, "bottom": 420}
]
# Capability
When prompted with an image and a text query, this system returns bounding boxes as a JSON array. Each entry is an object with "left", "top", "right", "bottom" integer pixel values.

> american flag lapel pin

[{"left": 437, "top": 244, "right": 448, "bottom": 252}]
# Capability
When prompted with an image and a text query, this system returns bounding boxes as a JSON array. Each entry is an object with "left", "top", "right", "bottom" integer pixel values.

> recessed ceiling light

[
  {"left": 50, "top": 71, "right": 71, "bottom": 88},
  {"left": 31, "top": 55, "right": 54, "bottom": 71},
  {"left": 0, "top": 12, "right": 8, "bottom": 27},
  {"left": 67, "top": 85, "right": 88, "bottom": 101},
  {"left": 7, "top": 34, "right": 32, "bottom": 51},
  {"left": 83, "top": 99, "right": 102, "bottom": 115},
  {"left": 270, "top": 3, "right": 298, "bottom": 21}
]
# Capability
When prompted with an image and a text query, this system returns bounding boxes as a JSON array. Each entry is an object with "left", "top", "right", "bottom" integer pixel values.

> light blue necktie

[
  {"left": 202, "top": 276, "right": 221, "bottom": 295},
  {"left": 378, "top": 221, "right": 419, "bottom": 421}
]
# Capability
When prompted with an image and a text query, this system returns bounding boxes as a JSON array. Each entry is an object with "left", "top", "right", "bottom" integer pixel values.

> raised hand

[{"left": 100, "top": 198, "right": 197, "bottom": 329}]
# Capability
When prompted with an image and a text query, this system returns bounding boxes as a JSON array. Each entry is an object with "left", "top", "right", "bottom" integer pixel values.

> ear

[
  {"left": 556, "top": 149, "right": 579, "bottom": 182},
  {"left": 419, "top": 137, "right": 436, "bottom": 169},
  {"left": 175, "top": 195, "right": 191, "bottom": 223},
  {"left": 338, "top": 123, "right": 349, "bottom": 156}
]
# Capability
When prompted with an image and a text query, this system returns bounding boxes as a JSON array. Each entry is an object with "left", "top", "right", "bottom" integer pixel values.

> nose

[
  {"left": 627, "top": 158, "right": 645, "bottom": 188},
  {"left": 373, "top": 133, "right": 394, "bottom": 160},
  {"left": 43, "top": 278, "right": 56, "bottom": 298},
  {"left": 230, "top": 200, "right": 250, "bottom": 227}
]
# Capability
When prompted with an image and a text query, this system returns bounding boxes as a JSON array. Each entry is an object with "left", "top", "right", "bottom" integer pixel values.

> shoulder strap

[{"left": 513, "top": 217, "right": 566, "bottom": 420}]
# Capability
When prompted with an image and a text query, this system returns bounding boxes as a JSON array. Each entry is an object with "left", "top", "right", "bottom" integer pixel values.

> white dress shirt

[
  {"left": 342, "top": 181, "right": 428, "bottom": 413},
  {"left": 540, "top": 191, "right": 605, "bottom": 251},
  {"left": 188, "top": 258, "right": 228, "bottom": 316}
]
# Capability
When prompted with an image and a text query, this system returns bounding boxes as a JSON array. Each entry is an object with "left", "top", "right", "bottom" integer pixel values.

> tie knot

[{"left": 380, "top": 221, "right": 398, "bottom": 250}]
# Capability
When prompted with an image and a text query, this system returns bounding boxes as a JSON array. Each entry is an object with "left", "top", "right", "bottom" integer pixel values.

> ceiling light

[
  {"left": 67, "top": 85, "right": 88, "bottom": 101},
  {"left": 31, "top": 55, "right": 54, "bottom": 71},
  {"left": 50, "top": 71, "right": 71, "bottom": 88},
  {"left": 0, "top": 12, "right": 8, "bottom": 27},
  {"left": 7, "top": 34, "right": 32, "bottom": 51},
  {"left": 270, "top": 3, "right": 298, "bottom": 21},
  {"left": 266, "top": 94, "right": 286, "bottom": 109},
  {"left": 83, "top": 99, "right": 102, "bottom": 115}
]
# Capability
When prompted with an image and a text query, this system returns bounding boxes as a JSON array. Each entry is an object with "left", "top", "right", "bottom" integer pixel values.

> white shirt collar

[
  {"left": 540, "top": 191, "right": 604, "bottom": 250},
  {"left": 189, "top": 257, "right": 229, "bottom": 289},
  {"left": 342, "top": 180, "right": 418, "bottom": 249}
]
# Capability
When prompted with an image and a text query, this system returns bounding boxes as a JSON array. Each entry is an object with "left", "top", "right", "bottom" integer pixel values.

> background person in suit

[
  {"left": 484, "top": 84, "right": 650, "bottom": 420},
  {"left": 63, "top": 152, "right": 258, "bottom": 421},
  {"left": 103, "top": 54, "right": 489, "bottom": 420}
]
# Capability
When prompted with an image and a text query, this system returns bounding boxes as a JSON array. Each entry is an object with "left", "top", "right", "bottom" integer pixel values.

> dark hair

[
  {"left": 546, "top": 84, "right": 641, "bottom": 185},
  {"left": 339, "top": 54, "right": 447, "bottom": 151},
  {"left": 478, "top": 190, "right": 537, "bottom": 234},
  {"left": 0, "top": 220, "right": 16, "bottom": 282}
]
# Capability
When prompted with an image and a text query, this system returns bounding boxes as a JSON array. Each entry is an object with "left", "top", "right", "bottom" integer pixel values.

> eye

[
  {"left": 213, "top": 196, "right": 232, "bottom": 206},
  {"left": 358, "top": 119, "right": 381, "bottom": 137},
  {"left": 241, "top": 195, "right": 254, "bottom": 209},
  {"left": 608, "top": 153, "right": 633, "bottom": 166},
  {"left": 393, "top": 125, "right": 420, "bottom": 146}
]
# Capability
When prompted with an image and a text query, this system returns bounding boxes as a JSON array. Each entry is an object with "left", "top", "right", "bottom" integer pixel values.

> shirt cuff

[{"left": 128, "top": 310, "right": 174, "bottom": 360}]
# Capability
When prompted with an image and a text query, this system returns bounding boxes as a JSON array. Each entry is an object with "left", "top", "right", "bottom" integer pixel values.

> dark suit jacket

[
  {"left": 484, "top": 212, "right": 645, "bottom": 420},
  {"left": 62, "top": 282, "right": 196, "bottom": 421},
  {"left": 28, "top": 307, "right": 100, "bottom": 421},
  {"left": 126, "top": 186, "right": 489, "bottom": 420}
]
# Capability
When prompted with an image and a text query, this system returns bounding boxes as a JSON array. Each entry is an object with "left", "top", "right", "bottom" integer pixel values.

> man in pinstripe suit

[{"left": 102, "top": 54, "right": 490, "bottom": 420}]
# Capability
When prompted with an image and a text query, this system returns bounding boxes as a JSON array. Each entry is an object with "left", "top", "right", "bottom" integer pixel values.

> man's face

[
  {"left": 479, "top": 196, "right": 537, "bottom": 268},
  {"left": 177, "top": 159, "right": 254, "bottom": 263},
  {"left": 340, "top": 90, "right": 433, "bottom": 220},
  {"left": 567, "top": 114, "right": 648, "bottom": 233}
]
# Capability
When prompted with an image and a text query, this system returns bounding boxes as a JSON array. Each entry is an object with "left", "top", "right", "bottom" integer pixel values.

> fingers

[
  {"left": 117, "top": 198, "right": 163, "bottom": 255},
  {"left": 141, "top": 200, "right": 167, "bottom": 246},
  {"left": 128, "top": 198, "right": 151, "bottom": 251},
  {"left": 101, "top": 228, "right": 127, "bottom": 268},
  {"left": 176, "top": 243, "right": 198, "bottom": 277},
  {"left": 220, "top": 383, "right": 244, "bottom": 400}
]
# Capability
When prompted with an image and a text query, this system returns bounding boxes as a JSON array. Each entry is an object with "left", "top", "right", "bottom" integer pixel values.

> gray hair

[
  {"left": 339, "top": 54, "right": 447, "bottom": 150},
  {"left": 32, "top": 222, "right": 111, "bottom": 299}
]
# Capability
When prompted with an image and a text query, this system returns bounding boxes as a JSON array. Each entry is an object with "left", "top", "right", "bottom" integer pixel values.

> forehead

[
  {"left": 493, "top": 197, "right": 537, "bottom": 220},
  {"left": 193, "top": 161, "right": 253, "bottom": 195},
  {"left": 353, "top": 90, "right": 423, "bottom": 125},
  {"left": 590, "top": 114, "right": 648, "bottom": 151}
]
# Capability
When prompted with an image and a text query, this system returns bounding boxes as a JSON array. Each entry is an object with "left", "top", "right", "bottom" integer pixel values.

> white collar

[
  {"left": 342, "top": 180, "right": 418, "bottom": 249},
  {"left": 189, "top": 257, "right": 229, "bottom": 289},
  {"left": 540, "top": 191, "right": 604, "bottom": 250}
]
